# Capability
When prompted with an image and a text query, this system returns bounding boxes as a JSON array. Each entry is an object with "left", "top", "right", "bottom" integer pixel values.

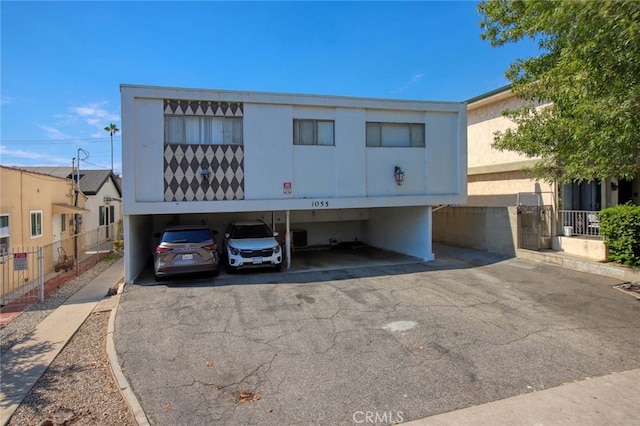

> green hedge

[{"left": 600, "top": 204, "right": 640, "bottom": 266}]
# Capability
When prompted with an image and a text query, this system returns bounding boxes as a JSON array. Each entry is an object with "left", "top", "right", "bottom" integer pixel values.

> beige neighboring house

[
  {"left": 20, "top": 167, "right": 123, "bottom": 244},
  {"left": 466, "top": 85, "right": 637, "bottom": 209},
  {"left": 435, "top": 85, "right": 638, "bottom": 260},
  {"left": 0, "top": 166, "right": 89, "bottom": 299},
  {"left": 466, "top": 85, "right": 556, "bottom": 207}
]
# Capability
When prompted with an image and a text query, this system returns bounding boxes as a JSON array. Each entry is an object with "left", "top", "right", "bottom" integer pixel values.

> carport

[
  {"left": 121, "top": 85, "right": 466, "bottom": 283},
  {"left": 125, "top": 205, "right": 434, "bottom": 282}
]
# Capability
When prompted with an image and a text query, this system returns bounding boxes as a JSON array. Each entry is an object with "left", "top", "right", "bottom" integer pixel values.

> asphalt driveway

[{"left": 114, "top": 244, "right": 640, "bottom": 425}]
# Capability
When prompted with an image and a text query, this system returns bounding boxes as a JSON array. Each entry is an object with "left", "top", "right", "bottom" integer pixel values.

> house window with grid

[
  {"left": 164, "top": 116, "right": 243, "bottom": 145},
  {"left": 293, "top": 119, "right": 335, "bottom": 146},
  {"left": 0, "top": 214, "right": 9, "bottom": 253},
  {"left": 366, "top": 122, "right": 425, "bottom": 147},
  {"left": 30, "top": 211, "right": 42, "bottom": 238}
]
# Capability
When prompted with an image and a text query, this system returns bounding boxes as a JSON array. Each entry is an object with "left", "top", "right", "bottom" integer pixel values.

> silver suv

[
  {"left": 224, "top": 221, "right": 282, "bottom": 273},
  {"left": 154, "top": 225, "right": 220, "bottom": 280}
]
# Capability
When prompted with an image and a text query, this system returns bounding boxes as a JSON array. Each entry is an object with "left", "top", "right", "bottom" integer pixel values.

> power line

[
  {"left": 81, "top": 159, "right": 110, "bottom": 169},
  {"left": 0, "top": 136, "right": 121, "bottom": 144}
]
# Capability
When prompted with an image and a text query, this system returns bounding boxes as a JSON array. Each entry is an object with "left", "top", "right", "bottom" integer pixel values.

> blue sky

[{"left": 1, "top": 1, "right": 539, "bottom": 175}]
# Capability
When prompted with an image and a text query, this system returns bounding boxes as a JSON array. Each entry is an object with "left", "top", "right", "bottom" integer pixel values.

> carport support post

[{"left": 285, "top": 210, "right": 291, "bottom": 269}]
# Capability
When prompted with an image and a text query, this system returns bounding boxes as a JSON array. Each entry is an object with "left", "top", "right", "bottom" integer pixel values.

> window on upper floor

[
  {"left": 293, "top": 119, "right": 335, "bottom": 146},
  {"left": 30, "top": 211, "right": 42, "bottom": 238},
  {"left": 0, "top": 214, "right": 9, "bottom": 253},
  {"left": 366, "top": 122, "right": 425, "bottom": 147},
  {"left": 164, "top": 116, "right": 243, "bottom": 145}
]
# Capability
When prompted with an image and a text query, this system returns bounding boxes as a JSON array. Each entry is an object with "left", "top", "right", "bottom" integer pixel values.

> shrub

[
  {"left": 600, "top": 204, "right": 640, "bottom": 266},
  {"left": 114, "top": 239, "right": 124, "bottom": 252}
]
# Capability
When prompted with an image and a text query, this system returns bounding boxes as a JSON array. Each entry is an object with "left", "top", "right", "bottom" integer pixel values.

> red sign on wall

[
  {"left": 283, "top": 182, "right": 292, "bottom": 195},
  {"left": 14, "top": 252, "right": 28, "bottom": 271}
]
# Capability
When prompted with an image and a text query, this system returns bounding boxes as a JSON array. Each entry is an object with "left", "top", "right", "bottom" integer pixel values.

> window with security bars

[
  {"left": 165, "top": 116, "right": 243, "bottom": 145},
  {"left": 366, "top": 122, "right": 425, "bottom": 147},
  {"left": 293, "top": 119, "right": 335, "bottom": 146}
]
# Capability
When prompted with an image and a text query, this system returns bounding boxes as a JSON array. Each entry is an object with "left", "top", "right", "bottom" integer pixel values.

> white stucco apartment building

[{"left": 121, "top": 85, "right": 467, "bottom": 283}]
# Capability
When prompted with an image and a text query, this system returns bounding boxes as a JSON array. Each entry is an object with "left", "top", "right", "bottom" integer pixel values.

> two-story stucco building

[{"left": 121, "top": 85, "right": 467, "bottom": 283}]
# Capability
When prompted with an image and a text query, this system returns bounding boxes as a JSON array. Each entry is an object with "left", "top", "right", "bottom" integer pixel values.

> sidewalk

[
  {"left": 407, "top": 368, "right": 640, "bottom": 425},
  {"left": 0, "top": 258, "right": 125, "bottom": 425}
]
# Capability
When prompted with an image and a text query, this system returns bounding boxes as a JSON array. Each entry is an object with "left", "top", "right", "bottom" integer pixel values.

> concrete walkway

[
  {"left": 408, "top": 368, "right": 640, "bottom": 425},
  {"left": 1, "top": 251, "right": 639, "bottom": 425},
  {"left": 0, "top": 258, "right": 125, "bottom": 425}
]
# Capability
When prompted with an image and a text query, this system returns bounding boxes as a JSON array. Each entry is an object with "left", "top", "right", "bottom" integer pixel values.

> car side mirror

[
  {"left": 273, "top": 231, "right": 280, "bottom": 238},
  {"left": 212, "top": 229, "right": 218, "bottom": 235},
  {"left": 224, "top": 233, "right": 230, "bottom": 239}
]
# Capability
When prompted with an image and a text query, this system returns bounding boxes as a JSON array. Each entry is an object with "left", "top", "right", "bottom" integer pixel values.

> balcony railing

[{"left": 558, "top": 210, "right": 601, "bottom": 238}]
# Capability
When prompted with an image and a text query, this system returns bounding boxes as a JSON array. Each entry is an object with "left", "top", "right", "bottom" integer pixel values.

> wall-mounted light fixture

[
  {"left": 201, "top": 167, "right": 211, "bottom": 180},
  {"left": 611, "top": 181, "right": 619, "bottom": 191},
  {"left": 394, "top": 166, "right": 405, "bottom": 186}
]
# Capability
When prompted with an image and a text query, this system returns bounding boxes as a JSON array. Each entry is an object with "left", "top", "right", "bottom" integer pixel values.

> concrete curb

[
  {"left": 0, "top": 258, "right": 126, "bottom": 426},
  {"left": 106, "top": 282, "right": 150, "bottom": 426},
  {"left": 517, "top": 248, "right": 640, "bottom": 283}
]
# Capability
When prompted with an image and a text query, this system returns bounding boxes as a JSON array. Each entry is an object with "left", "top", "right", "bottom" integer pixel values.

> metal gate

[
  {"left": 518, "top": 205, "right": 553, "bottom": 250},
  {"left": 1, "top": 247, "right": 44, "bottom": 305}
]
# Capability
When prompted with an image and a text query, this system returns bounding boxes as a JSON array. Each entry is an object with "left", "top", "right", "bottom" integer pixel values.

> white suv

[{"left": 224, "top": 221, "right": 282, "bottom": 273}]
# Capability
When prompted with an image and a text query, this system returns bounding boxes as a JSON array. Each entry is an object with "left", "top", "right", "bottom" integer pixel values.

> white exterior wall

[
  {"left": 124, "top": 214, "right": 153, "bottom": 282},
  {"left": 121, "top": 85, "right": 466, "bottom": 282},
  {"left": 122, "top": 85, "right": 466, "bottom": 215},
  {"left": 365, "top": 206, "right": 433, "bottom": 261},
  {"left": 83, "top": 180, "right": 122, "bottom": 236}
]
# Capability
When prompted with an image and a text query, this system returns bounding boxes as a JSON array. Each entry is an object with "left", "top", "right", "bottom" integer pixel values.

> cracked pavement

[{"left": 114, "top": 245, "right": 640, "bottom": 425}]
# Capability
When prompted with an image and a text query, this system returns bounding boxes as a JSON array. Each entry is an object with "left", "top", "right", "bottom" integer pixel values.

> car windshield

[
  {"left": 230, "top": 224, "right": 272, "bottom": 239},
  {"left": 161, "top": 229, "right": 212, "bottom": 244}
]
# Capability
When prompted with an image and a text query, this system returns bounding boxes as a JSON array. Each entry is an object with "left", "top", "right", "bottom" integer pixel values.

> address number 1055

[{"left": 311, "top": 201, "right": 330, "bottom": 208}]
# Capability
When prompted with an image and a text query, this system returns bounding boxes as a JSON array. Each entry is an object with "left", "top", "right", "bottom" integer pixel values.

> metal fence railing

[
  {"left": 558, "top": 210, "right": 601, "bottom": 238},
  {"left": 1, "top": 247, "right": 44, "bottom": 305},
  {"left": 1, "top": 224, "right": 117, "bottom": 306}
]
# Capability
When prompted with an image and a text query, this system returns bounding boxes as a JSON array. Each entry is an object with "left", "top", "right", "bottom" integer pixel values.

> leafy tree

[{"left": 478, "top": 0, "right": 640, "bottom": 183}]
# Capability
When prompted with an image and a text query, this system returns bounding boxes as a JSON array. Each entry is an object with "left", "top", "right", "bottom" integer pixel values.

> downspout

[{"left": 20, "top": 170, "right": 24, "bottom": 247}]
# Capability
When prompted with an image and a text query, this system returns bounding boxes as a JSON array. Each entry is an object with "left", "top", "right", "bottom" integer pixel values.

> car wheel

[
  {"left": 226, "top": 263, "right": 237, "bottom": 274},
  {"left": 274, "top": 263, "right": 282, "bottom": 272},
  {"left": 212, "top": 265, "right": 220, "bottom": 277},
  {"left": 154, "top": 274, "right": 164, "bottom": 282}
]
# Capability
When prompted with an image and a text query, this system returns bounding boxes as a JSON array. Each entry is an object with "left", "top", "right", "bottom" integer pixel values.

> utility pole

[{"left": 75, "top": 148, "right": 89, "bottom": 276}]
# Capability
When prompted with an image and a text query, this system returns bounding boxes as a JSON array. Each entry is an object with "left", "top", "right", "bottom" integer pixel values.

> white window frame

[
  {"left": 293, "top": 119, "right": 335, "bottom": 146},
  {"left": 0, "top": 214, "right": 10, "bottom": 253},
  {"left": 164, "top": 115, "right": 243, "bottom": 145},
  {"left": 30, "top": 210, "right": 43, "bottom": 239},
  {"left": 366, "top": 122, "right": 425, "bottom": 147}
]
